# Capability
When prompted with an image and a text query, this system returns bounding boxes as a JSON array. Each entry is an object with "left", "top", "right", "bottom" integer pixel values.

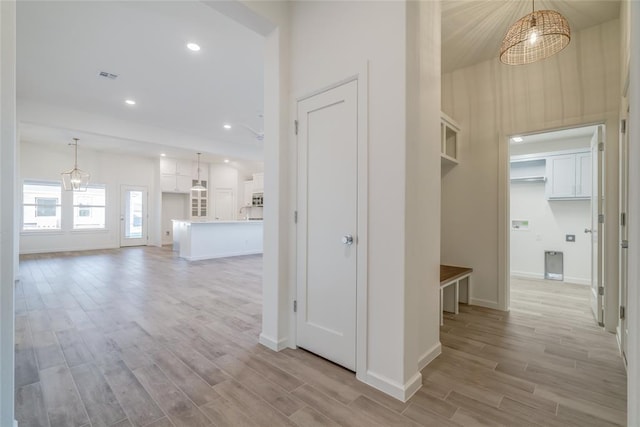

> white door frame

[
  {"left": 499, "top": 121, "right": 606, "bottom": 313},
  {"left": 120, "top": 185, "right": 148, "bottom": 247},
  {"left": 293, "top": 69, "right": 368, "bottom": 381}
]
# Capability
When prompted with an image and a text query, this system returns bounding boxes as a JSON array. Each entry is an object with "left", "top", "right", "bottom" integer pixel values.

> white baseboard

[
  {"left": 511, "top": 271, "right": 544, "bottom": 280},
  {"left": 259, "top": 333, "right": 288, "bottom": 351},
  {"left": 511, "top": 271, "right": 590, "bottom": 286},
  {"left": 470, "top": 298, "right": 501, "bottom": 310},
  {"left": 185, "top": 250, "right": 263, "bottom": 261},
  {"left": 563, "top": 276, "right": 590, "bottom": 286},
  {"left": 418, "top": 342, "right": 442, "bottom": 371},
  {"left": 19, "top": 243, "right": 119, "bottom": 255},
  {"left": 361, "top": 370, "right": 422, "bottom": 402},
  {"left": 15, "top": 420, "right": 18, "bottom": 427}
]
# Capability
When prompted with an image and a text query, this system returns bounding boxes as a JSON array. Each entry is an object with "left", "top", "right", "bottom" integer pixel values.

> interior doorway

[
  {"left": 120, "top": 185, "right": 148, "bottom": 247},
  {"left": 508, "top": 124, "right": 605, "bottom": 326}
]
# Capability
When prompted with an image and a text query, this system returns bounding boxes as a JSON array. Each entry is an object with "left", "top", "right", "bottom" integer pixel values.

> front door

[
  {"left": 296, "top": 80, "right": 358, "bottom": 370},
  {"left": 590, "top": 126, "right": 605, "bottom": 325},
  {"left": 120, "top": 186, "right": 147, "bottom": 247}
]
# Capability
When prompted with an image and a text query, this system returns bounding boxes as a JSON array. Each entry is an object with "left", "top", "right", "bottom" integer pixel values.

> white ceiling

[
  {"left": 17, "top": 1, "right": 622, "bottom": 162},
  {"left": 510, "top": 125, "right": 598, "bottom": 145},
  {"left": 17, "top": 1, "right": 265, "bottom": 163},
  {"left": 442, "top": 0, "right": 621, "bottom": 73}
]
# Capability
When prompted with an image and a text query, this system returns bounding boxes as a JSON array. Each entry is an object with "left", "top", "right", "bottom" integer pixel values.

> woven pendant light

[{"left": 500, "top": 1, "right": 570, "bottom": 65}]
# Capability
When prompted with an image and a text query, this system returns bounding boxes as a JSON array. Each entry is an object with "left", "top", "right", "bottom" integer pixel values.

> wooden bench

[{"left": 440, "top": 264, "right": 473, "bottom": 326}]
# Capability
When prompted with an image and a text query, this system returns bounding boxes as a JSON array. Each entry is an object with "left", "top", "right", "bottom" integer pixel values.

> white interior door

[
  {"left": 590, "top": 126, "right": 605, "bottom": 325},
  {"left": 120, "top": 186, "right": 148, "bottom": 247},
  {"left": 296, "top": 80, "right": 358, "bottom": 371},
  {"left": 619, "top": 109, "right": 629, "bottom": 363},
  {"left": 214, "top": 189, "right": 234, "bottom": 220}
]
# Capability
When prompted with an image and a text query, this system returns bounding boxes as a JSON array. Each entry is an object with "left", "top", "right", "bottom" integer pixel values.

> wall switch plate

[{"left": 566, "top": 234, "right": 575, "bottom": 242}]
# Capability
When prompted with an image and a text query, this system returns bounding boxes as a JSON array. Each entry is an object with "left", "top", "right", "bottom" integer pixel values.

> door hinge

[
  {"left": 598, "top": 142, "right": 604, "bottom": 152},
  {"left": 621, "top": 240, "right": 629, "bottom": 249},
  {"left": 294, "top": 120, "right": 299, "bottom": 135},
  {"left": 598, "top": 286, "right": 604, "bottom": 296},
  {"left": 293, "top": 300, "right": 297, "bottom": 313},
  {"left": 621, "top": 119, "right": 627, "bottom": 134},
  {"left": 621, "top": 212, "right": 626, "bottom": 226},
  {"left": 598, "top": 214, "right": 605, "bottom": 224},
  {"left": 294, "top": 210, "right": 298, "bottom": 224},
  {"left": 620, "top": 305, "right": 626, "bottom": 319}
]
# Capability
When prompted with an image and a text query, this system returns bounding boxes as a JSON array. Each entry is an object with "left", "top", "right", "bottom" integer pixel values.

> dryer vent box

[{"left": 545, "top": 251, "right": 563, "bottom": 281}]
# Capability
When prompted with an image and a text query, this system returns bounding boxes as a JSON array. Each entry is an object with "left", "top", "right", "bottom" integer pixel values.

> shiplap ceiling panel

[{"left": 442, "top": 0, "right": 621, "bottom": 72}]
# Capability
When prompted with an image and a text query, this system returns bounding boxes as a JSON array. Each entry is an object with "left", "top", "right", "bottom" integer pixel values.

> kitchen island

[{"left": 172, "top": 220, "right": 263, "bottom": 261}]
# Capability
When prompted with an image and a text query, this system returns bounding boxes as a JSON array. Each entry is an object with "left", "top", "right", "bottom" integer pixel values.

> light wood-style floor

[{"left": 15, "top": 247, "right": 626, "bottom": 426}]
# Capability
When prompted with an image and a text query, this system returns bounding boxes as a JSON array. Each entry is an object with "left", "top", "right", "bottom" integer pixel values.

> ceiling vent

[{"left": 98, "top": 71, "right": 118, "bottom": 80}]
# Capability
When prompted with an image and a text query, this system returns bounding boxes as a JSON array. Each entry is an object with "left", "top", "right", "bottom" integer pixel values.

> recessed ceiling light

[
  {"left": 187, "top": 43, "right": 201, "bottom": 52},
  {"left": 223, "top": 124, "right": 232, "bottom": 130},
  {"left": 512, "top": 136, "right": 523, "bottom": 142},
  {"left": 160, "top": 153, "right": 166, "bottom": 157},
  {"left": 224, "top": 159, "right": 230, "bottom": 163},
  {"left": 125, "top": 99, "right": 136, "bottom": 105}
]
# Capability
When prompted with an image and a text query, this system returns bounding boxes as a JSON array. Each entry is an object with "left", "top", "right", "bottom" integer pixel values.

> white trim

[
  {"left": 183, "top": 250, "right": 263, "bottom": 261},
  {"left": 498, "top": 132, "right": 510, "bottom": 311},
  {"left": 259, "top": 333, "right": 289, "bottom": 351},
  {"left": 510, "top": 272, "right": 590, "bottom": 286},
  {"left": 470, "top": 298, "right": 502, "bottom": 310},
  {"left": 361, "top": 371, "right": 422, "bottom": 402},
  {"left": 355, "top": 62, "right": 369, "bottom": 389},
  {"left": 418, "top": 342, "right": 442, "bottom": 371}
]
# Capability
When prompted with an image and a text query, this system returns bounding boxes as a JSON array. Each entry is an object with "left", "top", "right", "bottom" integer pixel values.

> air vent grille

[{"left": 99, "top": 71, "right": 118, "bottom": 80}]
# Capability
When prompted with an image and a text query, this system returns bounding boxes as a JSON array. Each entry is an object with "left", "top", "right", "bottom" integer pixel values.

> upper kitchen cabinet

[
  {"left": 440, "top": 112, "right": 460, "bottom": 166},
  {"left": 252, "top": 172, "right": 264, "bottom": 193},
  {"left": 243, "top": 180, "right": 254, "bottom": 207},
  {"left": 545, "top": 151, "right": 591, "bottom": 200},
  {"left": 160, "top": 157, "right": 205, "bottom": 193}
]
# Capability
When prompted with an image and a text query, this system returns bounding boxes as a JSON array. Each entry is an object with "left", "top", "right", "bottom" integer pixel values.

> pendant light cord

[{"left": 73, "top": 138, "right": 79, "bottom": 169}]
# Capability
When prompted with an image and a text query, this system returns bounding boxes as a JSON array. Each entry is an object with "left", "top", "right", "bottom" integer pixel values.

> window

[
  {"left": 23, "top": 181, "right": 62, "bottom": 230},
  {"left": 73, "top": 185, "right": 106, "bottom": 230}
]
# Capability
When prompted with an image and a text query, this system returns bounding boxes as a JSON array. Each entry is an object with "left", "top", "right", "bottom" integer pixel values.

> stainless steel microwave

[{"left": 252, "top": 193, "right": 264, "bottom": 207}]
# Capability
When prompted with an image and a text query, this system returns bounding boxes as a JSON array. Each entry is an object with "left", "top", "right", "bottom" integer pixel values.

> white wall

[
  {"left": 288, "top": 0, "right": 441, "bottom": 400},
  {"left": 442, "top": 20, "right": 620, "bottom": 323},
  {"left": 0, "top": 1, "right": 16, "bottom": 424},
  {"left": 405, "top": 0, "right": 442, "bottom": 386},
  {"left": 511, "top": 183, "right": 591, "bottom": 284},
  {"left": 19, "top": 140, "right": 159, "bottom": 254},
  {"left": 161, "top": 193, "right": 188, "bottom": 245}
]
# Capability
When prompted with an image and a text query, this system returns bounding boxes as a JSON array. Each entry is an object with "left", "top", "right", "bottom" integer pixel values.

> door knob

[
  {"left": 584, "top": 228, "right": 592, "bottom": 233},
  {"left": 342, "top": 234, "right": 354, "bottom": 245}
]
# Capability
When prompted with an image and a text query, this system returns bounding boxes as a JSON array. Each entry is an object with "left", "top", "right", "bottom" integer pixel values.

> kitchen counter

[{"left": 172, "top": 219, "right": 263, "bottom": 261}]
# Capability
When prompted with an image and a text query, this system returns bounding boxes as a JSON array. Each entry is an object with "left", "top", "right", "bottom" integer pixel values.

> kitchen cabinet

[
  {"left": 243, "top": 180, "right": 253, "bottom": 207},
  {"left": 191, "top": 180, "right": 208, "bottom": 217},
  {"left": 252, "top": 173, "right": 264, "bottom": 193},
  {"left": 545, "top": 151, "right": 590, "bottom": 200},
  {"left": 161, "top": 174, "right": 192, "bottom": 193},
  {"left": 160, "top": 157, "right": 205, "bottom": 194}
]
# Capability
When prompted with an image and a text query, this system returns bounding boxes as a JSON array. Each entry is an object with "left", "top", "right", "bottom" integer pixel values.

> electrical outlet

[
  {"left": 165, "top": 231, "right": 170, "bottom": 236},
  {"left": 566, "top": 234, "right": 575, "bottom": 242}
]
